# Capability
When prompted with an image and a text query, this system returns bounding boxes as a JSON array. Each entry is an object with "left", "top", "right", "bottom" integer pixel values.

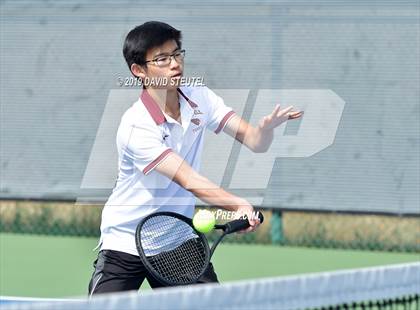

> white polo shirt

[{"left": 99, "top": 86, "right": 235, "bottom": 256}]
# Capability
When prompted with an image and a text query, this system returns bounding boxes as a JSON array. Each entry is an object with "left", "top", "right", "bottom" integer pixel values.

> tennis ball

[{"left": 192, "top": 210, "right": 216, "bottom": 233}]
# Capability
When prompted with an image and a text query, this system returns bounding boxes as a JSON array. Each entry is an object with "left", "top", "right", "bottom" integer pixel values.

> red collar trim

[
  {"left": 140, "top": 88, "right": 198, "bottom": 125},
  {"left": 140, "top": 90, "right": 166, "bottom": 125},
  {"left": 177, "top": 88, "right": 198, "bottom": 108}
]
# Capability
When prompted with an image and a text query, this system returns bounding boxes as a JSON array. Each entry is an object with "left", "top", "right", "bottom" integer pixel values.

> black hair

[{"left": 123, "top": 21, "right": 182, "bottom": 72}]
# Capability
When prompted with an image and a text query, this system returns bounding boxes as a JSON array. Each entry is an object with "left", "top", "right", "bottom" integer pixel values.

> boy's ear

[{"left": 130, "top": 63, "right": 146, "bottom": 80}]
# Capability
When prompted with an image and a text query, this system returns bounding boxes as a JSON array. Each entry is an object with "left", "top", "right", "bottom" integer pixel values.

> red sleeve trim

[
  {"left": 143, "top": 148, "right": 173, "bottom": 175},
  {"left": 214, "top": 111, "right": 236, "bottom": 134}
]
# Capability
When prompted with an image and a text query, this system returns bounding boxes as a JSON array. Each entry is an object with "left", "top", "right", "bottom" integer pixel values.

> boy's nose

[{"left": 169, "top": 57, "right": 181, "bottom": 70}]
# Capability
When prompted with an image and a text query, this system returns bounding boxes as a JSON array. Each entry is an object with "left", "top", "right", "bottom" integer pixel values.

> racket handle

[{"left": 224, "top": 212, "right": 264, "bottom": 234}]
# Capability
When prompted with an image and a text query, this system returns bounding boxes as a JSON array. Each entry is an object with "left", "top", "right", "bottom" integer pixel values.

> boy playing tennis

[{"left": 88, "top": 21, "right": 303, "bottom": 295}]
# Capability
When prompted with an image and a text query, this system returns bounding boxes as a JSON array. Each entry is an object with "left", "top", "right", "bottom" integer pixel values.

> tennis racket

[{"left": 135, "top": 210, "right": 264, "bottom": 286}]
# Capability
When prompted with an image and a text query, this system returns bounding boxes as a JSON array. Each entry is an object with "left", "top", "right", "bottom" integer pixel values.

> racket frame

[
  {"left": 135, "top": 211, "right": 263, "bottom": 286},
  {"left": 135, "top": 211, "right": 211, "bottom": 286}
]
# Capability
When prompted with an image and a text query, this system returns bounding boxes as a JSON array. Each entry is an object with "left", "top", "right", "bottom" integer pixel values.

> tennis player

[{"left": 88, "top": 21, "right": 303, "bottom": 295}]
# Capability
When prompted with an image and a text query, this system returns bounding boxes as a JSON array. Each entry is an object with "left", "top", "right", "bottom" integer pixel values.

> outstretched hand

[{"left": 258, "top": 105, "right": 304, "bottom": 131}]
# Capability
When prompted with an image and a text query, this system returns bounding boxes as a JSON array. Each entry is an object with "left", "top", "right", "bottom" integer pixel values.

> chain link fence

[{"left": 1, "top": 200, "right": 418, "bottom": 253}]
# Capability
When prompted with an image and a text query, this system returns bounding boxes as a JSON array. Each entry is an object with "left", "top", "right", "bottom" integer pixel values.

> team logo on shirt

[{"left": 191, "top": 118, "right": 201, "bottom": 126}]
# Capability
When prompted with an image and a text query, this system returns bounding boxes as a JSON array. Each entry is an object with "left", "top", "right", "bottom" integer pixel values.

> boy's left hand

[{"left": 258, "top": 105, "right": 304, "bottom": 131}]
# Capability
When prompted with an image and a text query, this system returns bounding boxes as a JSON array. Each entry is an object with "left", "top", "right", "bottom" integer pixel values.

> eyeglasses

[{"left": 145, "top": 49, "right": 186, "bottom": 67}]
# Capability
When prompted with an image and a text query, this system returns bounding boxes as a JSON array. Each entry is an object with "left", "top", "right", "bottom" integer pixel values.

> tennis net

[{"left": 2, "top": 262, "right": 419, "bottom": 310}]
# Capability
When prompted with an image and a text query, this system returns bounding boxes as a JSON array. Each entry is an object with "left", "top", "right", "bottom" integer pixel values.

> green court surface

[{"left": 0, "top": 233, "right": 418, "bottom": 298}]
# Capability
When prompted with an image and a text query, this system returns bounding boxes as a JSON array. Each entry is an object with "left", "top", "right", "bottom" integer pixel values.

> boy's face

[{"left": 132, "top": 40, "right": 184, "bottom": 89}]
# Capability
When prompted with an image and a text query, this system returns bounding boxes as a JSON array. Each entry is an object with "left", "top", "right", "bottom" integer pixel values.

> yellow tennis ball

[{"left": 192, "top": 210, "right": 215, "bottom": 233}]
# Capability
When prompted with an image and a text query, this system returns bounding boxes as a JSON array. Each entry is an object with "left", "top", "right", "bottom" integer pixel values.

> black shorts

[{"left": 88, "top": 249, "right": 219, "bottom": 296}]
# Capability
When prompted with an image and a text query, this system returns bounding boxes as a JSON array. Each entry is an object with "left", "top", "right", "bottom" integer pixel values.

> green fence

[{"left": 0, "top": 200, "right": 419, "bottom": 252}]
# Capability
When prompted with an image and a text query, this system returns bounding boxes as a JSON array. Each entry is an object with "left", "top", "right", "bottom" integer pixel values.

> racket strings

[
  {"left": 150, "top": 239, "right": 206, "bottom": 282},
  {"left": 147, "top": 227, "right": 206, "bottom": 283},
  {"left": 140, "top": 215, "right": 209, "bottom": 284}
]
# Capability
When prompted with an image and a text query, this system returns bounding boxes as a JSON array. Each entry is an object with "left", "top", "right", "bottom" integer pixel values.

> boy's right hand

[{"left": 234, "top": 202, "right": 260, "bottom": 233}]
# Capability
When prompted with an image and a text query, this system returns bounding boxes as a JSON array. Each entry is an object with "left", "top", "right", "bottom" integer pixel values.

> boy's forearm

[
  {"left": 185, "top": 173, "right": 248, "bottom": 211},
  {"left": 155, "top": 152, "right": 251, "bottom": 210},
  {"left": 246, "top": 126, "right": 274, "bottom": 153},
  {"left": 224, "top": 116, "right": 273, "bottom": 153}
]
